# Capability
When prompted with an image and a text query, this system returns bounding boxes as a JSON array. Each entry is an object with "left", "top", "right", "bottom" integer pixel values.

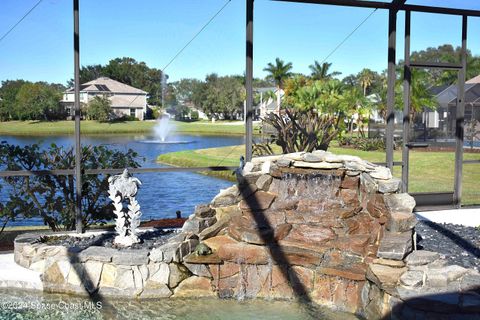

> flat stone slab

[
  {"left": 239, "top": 191, "right": 276, "bottom": 211},
  {"left": 369, "top": 166, "right": 392, "bottom": 180},
  {"left": 292, "top": 161, "right": 343, "bottom": 169},
  {"left": 387, "top": 212, "right": 418, "bottom": 232},
  {"left": 366, "top": 263, "right": 407, "bottom": 291},
  {"left": 377, "top": 232, "right": 413, "bottom": 260},
  {"left": 384, "top": 194, "right": 416, "bottom": 214},
  {"left": 78, "top": 246, "right": 117, "bottom": 262},
  {"left": 405, "top": 250, "right": 439, "bottom": 266},
  {"left": 111, "top": 249, "right": 149, "bottom": 265},
  {"left": 400, "top": 270, "right": 424, "bottom": 288},
  {"left": 183, "top": 252, "right": 222, "bottom": 264},
  {"left": 0, "top": 253, "right": 42, "bottom": 291},
  {"left": 372, "top": 258, "right": 406, "bottom": 268},
  {"left": 377, "top": 178, "right": 401, "bottom": 194}
]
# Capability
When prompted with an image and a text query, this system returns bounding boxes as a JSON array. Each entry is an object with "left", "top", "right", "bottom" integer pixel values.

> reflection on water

[
  {"left": 0, "top": 134, "right": 244, "bottom": 227},
  {"left": 0, "top": 289, "right": 359, "bottom": 320}
]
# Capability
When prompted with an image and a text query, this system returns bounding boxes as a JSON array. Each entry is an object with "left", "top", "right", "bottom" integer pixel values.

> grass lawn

[
  {"left": 157, "top": 143, "right": 480, "bottom": 206},
  {"left": 0, "top": 120, "right": 260, "bottom": 136}
]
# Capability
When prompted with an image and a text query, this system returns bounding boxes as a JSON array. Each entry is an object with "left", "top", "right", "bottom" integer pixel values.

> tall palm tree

[
  {"left": 263, "top": 58, "right": 293, "bottom": 113},
  {"left": 341, "top": 87, "right": 371, "bottom": 136},
  {"left": 359, "top": 68, "right": 374, "bottom": 96},
  {"left": 309, "top": 61, "right": 341, "bottom": 81}
]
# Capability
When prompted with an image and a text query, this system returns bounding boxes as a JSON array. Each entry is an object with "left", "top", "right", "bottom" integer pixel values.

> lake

[{"left": 0, "top": 132, "right": 244, "bottom": 227}]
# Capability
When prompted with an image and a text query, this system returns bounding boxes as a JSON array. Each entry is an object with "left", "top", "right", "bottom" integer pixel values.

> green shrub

[
  {"left": 0, "top": 142, "right": 142, "bottom": 231},
  {"left": 262, "top": 108, "right": 339, "bottom": 153},
  {"left": 190, "top": 110, "right": 199, "bottom": 121},
  {"left": 86, "top": 96, "right": 111, "bottom": 122},
  {"left": 338, "top": 136, "right": 386, "bottom": 151}
]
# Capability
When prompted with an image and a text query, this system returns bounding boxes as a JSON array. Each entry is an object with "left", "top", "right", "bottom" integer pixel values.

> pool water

[{"left": 0, "top": 289, "right": 359, "bottom": 320}]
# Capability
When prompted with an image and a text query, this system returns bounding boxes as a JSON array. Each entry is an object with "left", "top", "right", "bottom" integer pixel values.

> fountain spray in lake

[
  {"left": 140, "top": 116, "right": 193, "bottom": 144},
  {"left": 153, "top": 116, "right": 173, "bottom": 142}
]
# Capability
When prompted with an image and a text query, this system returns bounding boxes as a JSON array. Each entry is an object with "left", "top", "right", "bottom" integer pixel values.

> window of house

[{"left": 130, "top": 109, "right": 136, "bottom": 117}]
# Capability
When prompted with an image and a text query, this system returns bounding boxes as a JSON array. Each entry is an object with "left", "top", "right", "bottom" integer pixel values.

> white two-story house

[{"left": 61, "top": 77, "right": 148, "bottom": 120}]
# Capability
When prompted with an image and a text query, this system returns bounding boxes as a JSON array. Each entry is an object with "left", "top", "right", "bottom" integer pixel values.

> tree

[
  {"left": 407, "top": 68, "right": 437, "bottom": 117},
  {"left": 267, "top": 78, "right": 351, "bottom": 152},
  {"left": 70, "top": 57, "right": 164, "bottom": 106},
  {"left": 0, "top": 142, "right": 141, "bottom": 231},
  {"left": 263, "top": 58, "right": 293, "bottom": 113},
  {"left": 404, "top": 44, "right": 480, "bottom": 85},
  {"left": 358, "top": 68, "right": 375, "bottom": 96},
  {"left": 371, "top": 68, "right": 436, "bottom": 122},
  {"left": 0, "top": 80, "right": 27, "bottom": 121},
  {"left": 172, "top": 78, "right": 202, "bottom": 105},
  {"left": 309, "top": 61, "right": 341, "bottom": 81},
  {"left": 86, "top": 95, "right": 111, "bottom": 121},
  {"left": 66, "top": 64, "right": 104, "bottom": 86},
  {"left": 14, "top": 82, "right": 63, "bottom": 120},
  {"left": 341, "top": 87, "right": 371, "bottom": 136},
  {"left": 199, "top": 74, "right": 245, "bottom": 120},
  {"left": 285, "top": 78, "right": 345, "bottom": 115}
]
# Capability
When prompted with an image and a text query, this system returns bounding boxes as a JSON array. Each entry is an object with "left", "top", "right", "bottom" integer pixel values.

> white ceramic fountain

[{"left": 108, "top": 168, "right": 142, "bottom": 246}]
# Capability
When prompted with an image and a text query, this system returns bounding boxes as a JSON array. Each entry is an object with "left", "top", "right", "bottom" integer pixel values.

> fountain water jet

[
  {"left": 139, "top": 115, "right": 194, "bottom": 144},
  {"left": 153, "top": 116, "right": 173, "bottom": 142}
]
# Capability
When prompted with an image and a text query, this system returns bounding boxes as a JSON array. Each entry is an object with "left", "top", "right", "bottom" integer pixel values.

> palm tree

[
  {"left": 373, "top": 69, "right": 436, "bottom": 123},
  {"left": 359, "top": 68, "right": 374, "bottom": 96},
  {"left": 341, "top": 87, "right": 371, "bottom": 136},
  {"left": 309, "top": 61, "right": 341, "bottom": 81},
  {"left": 263, "top": 58, "right": 293, "bottom": 113}
]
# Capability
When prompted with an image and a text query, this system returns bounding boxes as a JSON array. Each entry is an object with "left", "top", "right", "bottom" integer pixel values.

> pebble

[
  {"left": 39, "top": 229, "right": 176, "bottom": 251},
  {"left": 416, "top": 220, "right": 480, "bottom": 271}
]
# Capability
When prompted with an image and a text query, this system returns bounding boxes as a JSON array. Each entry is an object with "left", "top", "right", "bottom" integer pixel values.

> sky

[{"left": 1, "top": 0, "right": 480, "bottom": 86}]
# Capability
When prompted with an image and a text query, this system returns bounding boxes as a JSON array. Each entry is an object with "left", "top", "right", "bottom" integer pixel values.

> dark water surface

[
  {"left": 0, "top": 133, "right": 244, "bottom": 226},
  {"left": 0, "top": 289, "right": 359, "bottom": 320}
]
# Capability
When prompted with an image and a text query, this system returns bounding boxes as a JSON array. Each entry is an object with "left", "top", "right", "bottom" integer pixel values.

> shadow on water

[{"left": 379, "top": 286, "right": 480, "bottom": 320}]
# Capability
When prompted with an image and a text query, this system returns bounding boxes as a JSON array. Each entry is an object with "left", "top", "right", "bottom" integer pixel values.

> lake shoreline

[
  {"left": 0, "top": 134, "right": 242, "bottom": 227},
  {"left": 0, "top": 120, "right": 260, "bottom": 136}
]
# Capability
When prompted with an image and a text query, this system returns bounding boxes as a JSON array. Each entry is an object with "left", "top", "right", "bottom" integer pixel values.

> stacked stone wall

[{"left": 14, "top": 151, "right": 480, "bottom": 318}]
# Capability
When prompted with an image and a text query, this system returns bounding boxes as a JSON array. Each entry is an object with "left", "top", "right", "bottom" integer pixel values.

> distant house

[
  {"left": 426, "top": 75, "right": 480, "bottom": 134},
  {"left": 368, "top": 75, "right": 480, "bottom": 141},
  {"left": 254, "top": 87, "right": 284, "bottom": 119},
  {"left": 61, "top": 77, "right": 148, "bottom": 120}
]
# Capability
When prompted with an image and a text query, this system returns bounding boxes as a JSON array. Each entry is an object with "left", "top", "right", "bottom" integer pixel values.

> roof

[
  {"left": 466, "top": 75, "right": 480, "bottom": 84},
  {"left": 254, "top": 87, "right": 277, "bottom": 93},
  {"left": 66, "top": 77, "right": 147, "bottom": 94},
  {"left": 109, "top": 94, "right": 145, "bottom": 108},
  {"left": 435, "top": 77, "right": 480, "bottom": 106}
]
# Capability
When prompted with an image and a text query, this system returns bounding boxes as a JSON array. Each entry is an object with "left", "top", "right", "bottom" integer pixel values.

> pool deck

[
  {"left": 0, "top": 253, "right": 42, "bottom": 291},
  {"left": 416, "top": 208, "right": 480, "bottom": 227}
]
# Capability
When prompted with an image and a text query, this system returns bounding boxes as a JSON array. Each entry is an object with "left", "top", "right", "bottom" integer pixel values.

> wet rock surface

[{"left": 415, "top": 220, "right": 480, "bottom": 271}]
